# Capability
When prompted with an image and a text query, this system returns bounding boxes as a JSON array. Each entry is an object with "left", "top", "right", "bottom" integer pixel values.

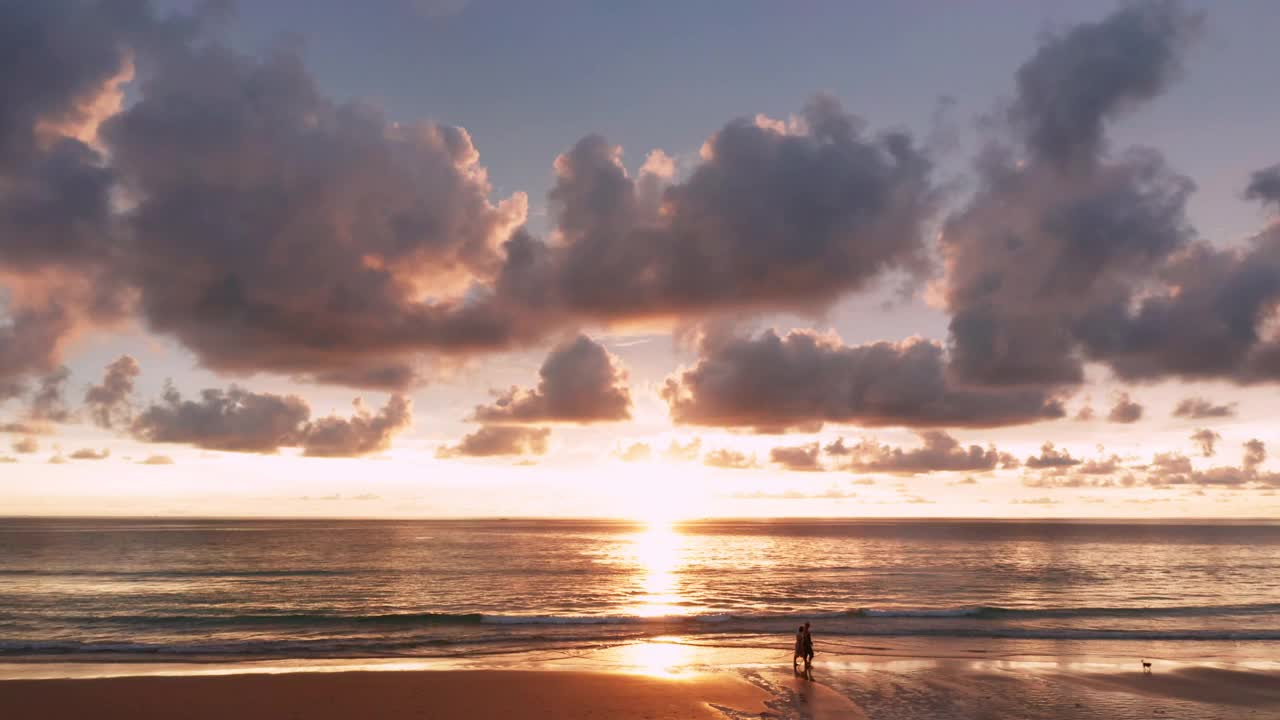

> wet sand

[{"left": 2, "top": 639, "right": 1278, "bottom": 719}]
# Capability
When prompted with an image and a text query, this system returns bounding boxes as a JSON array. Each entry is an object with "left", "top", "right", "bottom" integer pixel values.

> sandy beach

[
  {"left": 0, "top": 670, "right": 786, "bottom": 720},
  {"left": 3, "top": 645, "right": 1279, "bottom": 720}
]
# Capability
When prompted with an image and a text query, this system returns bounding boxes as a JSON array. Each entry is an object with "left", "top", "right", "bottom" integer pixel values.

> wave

[
  {"left": 22, "top": 602, "right": 1280, "bottom": 630},
  {"left": 0, "top": 569, "right": 346, "bottom": 578},
  {"left": 4, "top": 627, "right": 1280, "bottom": 659}
]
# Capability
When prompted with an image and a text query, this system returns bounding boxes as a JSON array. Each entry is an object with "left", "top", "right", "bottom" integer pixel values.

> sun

[{"left": 612, "top": 460, "right": 711, "bottom": 522}]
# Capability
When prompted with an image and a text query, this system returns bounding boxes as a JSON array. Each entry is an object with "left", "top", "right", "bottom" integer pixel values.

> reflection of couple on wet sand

[{"left": 792, "top": 621, "right": 814, "bottom": 675}]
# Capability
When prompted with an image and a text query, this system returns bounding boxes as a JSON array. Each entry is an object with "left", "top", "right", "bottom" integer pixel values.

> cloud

[
  {"left": 436, "top": 425, "right": 550, "bottom": 458},
  {"left": 139, "top": 454, "right": 173, "bottom": 465},
  {"left": 1142, "top": 450, "right": 1280, "bottom": 489},
  {"left": 663, "top": 329, "right": 1064, "bottom": 432},
  {"left": 69, "top": 447, "right": 110, "bottom": 460},
  {"left": 130, "top": 383, "right": 411, "bottom": 456},
  {"left": 1010, "top": 1, "right": 1201, "bottom": 168},
  {"left": 0, "top": 0, "right": 944, "bottom": 394},
  {"left": 29, "top": 367, "right": 72, "bottom": 422},
  {"left": 823, "top": 438, "right": 853, "bottom": 456},
  {"left": 1025, "top": 442, "right": 1080, "bottom": 469},
  {"left": 11, "top": 436, "right": 37, "bottom": 454},
  {"left": 1171, "top": 396, "right": 1236, "bottom": 419},
  {"left": 0, "top": 421, "right": 51, "bottom": 435},
  {"left": 132, "top": 385, "right": 310, "bottom": 453},
  {"left": 300, "top": 395, "right": 412, "bottom": 457},
  {"left": 85, "top": 355, "right": 140, "bottom": 428},
  {"left": 664, "top": 437, "right": 702, "bottom": 462},
  {"left": 1012, "top": 497, "right": 1060, "bottom": 505},
  {"left": 0, "top": 455, "right": 15, "bottom": 463},
  {"left": 1023, "top": 451, "right": 1134, "bottom": 488},
  {"left": 935, "top": 2, "right": 1280, "bottom": 391},
  {"left": 840, "top": 431, "right": 1009, "bottom": 474},
  {"left": 1243, "top": 439, "right": 1266, "bottom": 470},
  {"left": 612, "top": 442, "right": 651, "bottom": 462},
  {"left": 731, "top": 487, "right": 858, "bottom": 500},
  {"left": 500, "top": 94, "right": 937, "bottom": 324},
  {"left": 703, "top": 448, "right": 758, "bottom": 470},
  {"left": 472, "top": 335, "right": 631, "bottom": 423},
  {"left": 1106, "top": 392, "right": 1143, "bottom": 423},
  {"left": 1190, "top": 428, "right": 1220, "bottom": 458},
  {"left": 1024, "top": 441, "right": 1280, "bottom": 490},
  {"left": 98, "top": 29, "right": 530, "bottom": 390},
  {"left": 1245, "top": 164, "right": 1280, "bottom": 210},
  {"left": 769, "top": 442, "right": 824, "bottom": 472},
  {"left": 0, "top": 2, "right": 160, "bottom": 393}
]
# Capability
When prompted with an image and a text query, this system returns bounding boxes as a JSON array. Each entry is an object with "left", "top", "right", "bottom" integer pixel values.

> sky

[{"left": 3, "top": 0, "right": 1280, "bottom": 519}]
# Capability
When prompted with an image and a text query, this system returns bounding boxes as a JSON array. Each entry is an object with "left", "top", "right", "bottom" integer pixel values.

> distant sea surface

[{"left": 2, "top": 518, "right": 1278, "bottom": 661}]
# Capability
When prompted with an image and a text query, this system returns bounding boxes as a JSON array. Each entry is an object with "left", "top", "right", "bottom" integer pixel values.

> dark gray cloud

[
  {"left": 85, "top": 355, "right": 140, "bottom": 428},
  {"left": 1106, "top": 392, "right": 1143, "bottom": 424},
  {"left": 1190, "top": 428, "right": 1220, "bottom": 457},
  {"left": 663, "top": 330, "right": 1065, "bottom": 432},
  {"left": 500, "top": 94, "right": 937, "bottom": 323},
  {"left": 1142, "top": 452, "right": 1280, "bottom": 489},
  {"left": 69, "top": 448, "right": 109, "bottom": 460},
  {"left": 704, "top": 448, "right": 758, "bottom": 470},
  {"left": 102, "top": 33, "right": 529, "bottom": 389},
  {"left": 299, "top": 395, "right": 412, "bottom": 458},
  {"left": 842, "top": 431, "right": 1008, "bottom": 474},
  {"left": 0, "top": 2, "right": 919, "bottom": 396},
  {"left": 1026, "top": 442, "right": 1080, "bottom": 469},
  {"left": 1010, "top": 0, "right": 1201, "bottom": 168},
  {"left": 29, "top": 367, "right": 72, "bottom": 422},
  {"left": 941, "top": 3, "right": 1280, "bottom": 392},
  {"left": 1243, "top": 439, "right": 1266, "bottom": 470},
  {"left": 1172, "top": 396, "right": 1236, "bottom": 419},
  {"left": 769, "top": 442, "right": 823, "bottom": 472},
  {"left": 437, "top": 425, "right": 550, "bottom": 458},
  {"left": 132, "top": 385, "right": 310, "bottom": 453},
  {"left": 472, "top": 335, "right": 631, "bottom": 423},
  {"left": 11, "top": 436, "right": 38, "bottom": 454},
  {"left": 942, "top": 145, "right": 1196, "bottom": 388},
  {"left": 0, "top": 1, "right": 166, "bottom": 392},
  {"left": 1023, "top": 447, "right": 1278, "bottom": 490},
  {"left": 1245, "top": 164, "right": 1280, "bottom": 209},
  {"left": 131, "top": 382, "right": 411, "bottom": 457},
  {"left": 938, "top": 2, "right": 1263, "bottom": 391},
  {"left": 1079, "top": 226, "right": 1280, "bottom": 383},
  {"left": 1023, "top": 452, "right": 1131, "bottom": 488}
]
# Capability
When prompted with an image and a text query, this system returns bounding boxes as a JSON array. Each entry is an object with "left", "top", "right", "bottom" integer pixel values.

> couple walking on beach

[{"left": 793, "top": 621, "right": 815, "bottom": 674}]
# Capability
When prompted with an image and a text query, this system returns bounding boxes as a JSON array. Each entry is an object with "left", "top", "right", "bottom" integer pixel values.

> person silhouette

[
  {"left": 793, "top": 625, "right": 805, "bottom": 672},
  {"left": 802, "top": 622, "right": 814, "bottom": 669}
]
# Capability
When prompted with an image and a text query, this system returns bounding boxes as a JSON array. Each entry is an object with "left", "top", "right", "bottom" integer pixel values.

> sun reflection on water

[{"left": 628, "top": 520, "right": 687, "bottom": 618}]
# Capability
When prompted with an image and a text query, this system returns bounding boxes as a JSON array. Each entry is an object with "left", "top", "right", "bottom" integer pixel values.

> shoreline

[
  {"left": 2, "top": 656, "right": 1277, "bottom": 720},
  {"left": 4, "top": 638, "right": 1279, "bottom": 719}
]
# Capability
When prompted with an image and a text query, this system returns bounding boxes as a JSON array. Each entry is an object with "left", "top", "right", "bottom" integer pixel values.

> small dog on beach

[{"left": 1142, "top": 659, "right": 1152, "bottom": 674}]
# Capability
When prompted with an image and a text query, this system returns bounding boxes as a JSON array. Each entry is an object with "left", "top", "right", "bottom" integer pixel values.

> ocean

[{"left": 2, "top": 517, "right": 1278, "bottom": 663}]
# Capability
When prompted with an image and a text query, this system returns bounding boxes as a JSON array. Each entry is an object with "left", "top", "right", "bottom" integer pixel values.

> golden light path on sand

[{"left": 618, "top": 520, "right": 698, "bottom": 676}]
